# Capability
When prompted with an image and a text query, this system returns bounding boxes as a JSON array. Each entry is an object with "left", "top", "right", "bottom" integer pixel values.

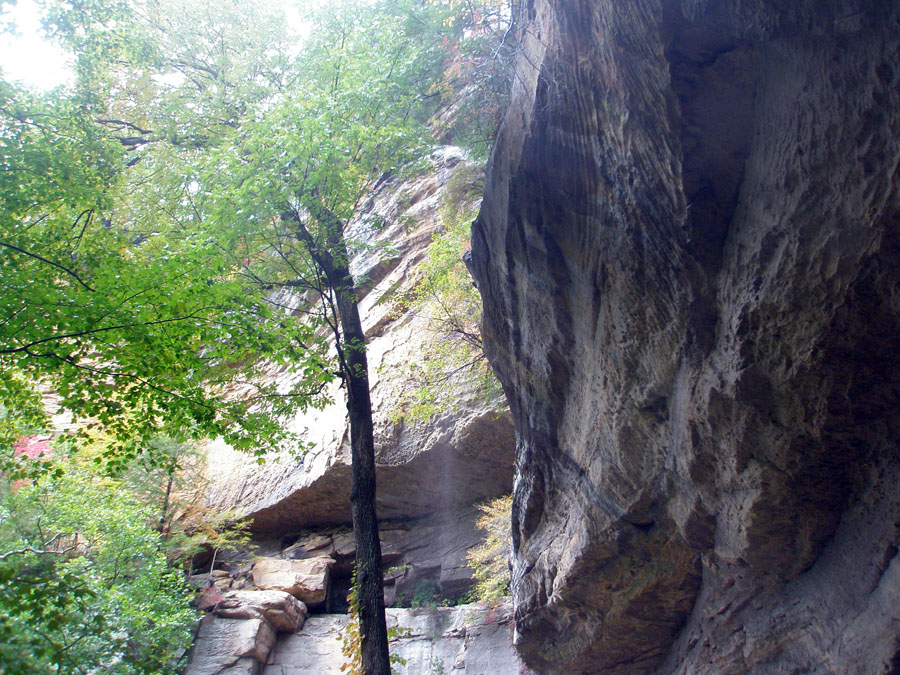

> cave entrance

[{"left": 326, "top": 564, "right": 353, "bottom": 614}]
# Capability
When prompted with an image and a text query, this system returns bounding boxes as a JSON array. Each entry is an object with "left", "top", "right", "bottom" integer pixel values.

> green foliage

[
  {"left": 411, "top": 577, "right": 440, "bottom": 608},
  {"left": 340, "top": 567, "right": 364, "bottom": 675},
  {"left": 118, "top": 435, "right": 250, "bottom": 567},
  {"left": 0, "top": 372, "right": 54, "bottom": 480},
  {"left": 0, "top": 71, "right": 334, "bottom": 466},
  {"left": 2, "top": 0, "right": 513, "bottom": 464},
  {"left": 425, "top": 0, "right": 516, "bottom": 157},
  {"left": 0, "top": 460, "right": 195, "bottom": 674},
  {"left": 389, "top": 162, "right": 500, "bottom": 423},
  {"left": 1, "top": 2, "right": 513, "bottom": 671},
  {"left": 430, "top": 655, "right": 446, "bottom": 675},
  {"left": 466, "top": 494, "right": 513, "bottom": 605},
  {"left": 1, "top": 0, "right": 509, "bottom": 467}
]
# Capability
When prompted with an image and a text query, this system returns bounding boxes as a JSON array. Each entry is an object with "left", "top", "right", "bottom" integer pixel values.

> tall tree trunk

[
  {"left": 158, "top": 466, "right": 174, "bottom": 535},
  {"left": 332, "top": 284, "right": 389, "bottom": 675},
  {"left": 292, "top": 206, "right": 390, "bottom": 675}
]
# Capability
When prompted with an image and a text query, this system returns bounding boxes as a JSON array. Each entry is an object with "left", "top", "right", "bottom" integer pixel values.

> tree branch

[
  {"left": 23, "top": 347, "right": 218, "bottom": 413},
  {"left": 1, "top": 310, "right": 222, "bottom": 355},
  {"left": 0, "top": 240, "right": 95, "bottom": 292},
  {"left": 0, "top": 533, "right": 78, "bottom": 561},
  {"left": 95, "top": 118, "right": 153, "bottom": 135}
]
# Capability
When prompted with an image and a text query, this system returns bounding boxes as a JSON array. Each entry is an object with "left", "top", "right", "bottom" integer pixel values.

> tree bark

[
  {"left": 158, "top": 467, "right": 174, "bottom": 534},
  {"left": 332, "top": 282, "right": 389, "bottom": 675},
  {"left": 293, "top": 206, "right": 390, "bottom": 675}
]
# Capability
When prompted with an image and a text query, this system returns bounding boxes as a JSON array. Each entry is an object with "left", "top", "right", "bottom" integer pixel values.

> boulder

[
  {"left": 184, "top": 616, "right": 275, "bottom": 675},
  {"left": 252, "top": 557, "right": 331, "bottom": 608},
  {"left": 330, "top": 531, "right": 356, "bottom": 558},
  {"left": 282, "top": 534, "right": 331, "bottom": 560},
  {"left": 214, "top": 590, "right": 307, "bottom": 633}
]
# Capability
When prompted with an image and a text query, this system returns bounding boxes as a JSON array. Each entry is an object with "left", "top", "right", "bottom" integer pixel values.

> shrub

[
  {"left": 0, "top": 463, "right": 195, "bottom": 674},
  {"left": 411, "top": 578, "right": 440, "bottom": 608},
  {"left": 466, "top": 494, "right": 513, "bottom": 605}
]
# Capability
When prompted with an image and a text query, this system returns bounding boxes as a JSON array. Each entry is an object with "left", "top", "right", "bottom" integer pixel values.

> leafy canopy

[
  {"left": 1, "top": 0, "right": 513, "bottom": 471},
  {"left": 0, "top": 72, "right": 331, "bottom": 473}
]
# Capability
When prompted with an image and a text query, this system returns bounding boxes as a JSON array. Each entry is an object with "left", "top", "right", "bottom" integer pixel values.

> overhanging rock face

[
  {"left": 203, "top": 147, "right": 515, "bottom": 534},
  {"left": 471, "top": 1, "right": 900, "bottom": 672}
]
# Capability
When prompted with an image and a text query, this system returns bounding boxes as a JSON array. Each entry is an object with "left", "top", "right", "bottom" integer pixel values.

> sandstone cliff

[
  {"left": 187, "top": 148, "right": 522, "bottom": 673},
  {"left": 471, "top": 1, "right": 900, "bottom": 672},
  {"left": 204, "top": 147, "right": 514, "bottom": 534}
]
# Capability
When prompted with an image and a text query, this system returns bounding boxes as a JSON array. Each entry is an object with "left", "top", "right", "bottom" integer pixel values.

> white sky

[
  {"left": 0, "top": 0, "right": 308, "bottom": 92},
  {"left": 0, "top": 0, "right": 73, "bottom": 90}
]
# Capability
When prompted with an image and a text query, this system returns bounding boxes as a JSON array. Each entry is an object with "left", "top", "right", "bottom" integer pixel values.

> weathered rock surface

[
  {"left": 472, "top": 0, "right": 900, "bottom": 672},
  {"left": 262, "top": 602, "right": 531, "bottom": 674},
  {"left": 203, "top": 147, "right": 515, "bottom": 533},
  {"left": 185, "top": 616, "right": 276, "bottom": 675},
  {"left": 184, "top": 590, "right": 307, "bottom": 675},
  {"left": 214, "top": 590, "right": 308, "bottom": 633},
  {"left": 382, "top": 507, "right": 485, "bottom": 604},
  {"left": 240, "top": 505, "right": 486, "bottom": 610},
  {"left": 192, "top": 507, "right": 491, "bottom": 641},
  {"left": 252, "top": 557, "right": 332, "bottom": 609}
]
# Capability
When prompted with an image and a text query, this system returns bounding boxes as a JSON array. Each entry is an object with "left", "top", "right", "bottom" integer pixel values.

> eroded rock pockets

[{"left": 472, "top": 0, "right": 900, "bottom": 672}]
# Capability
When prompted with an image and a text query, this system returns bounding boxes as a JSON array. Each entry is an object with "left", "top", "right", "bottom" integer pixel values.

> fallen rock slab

[
  {"left": 184, "top": 616, "right": 275, "bottom": 675},
  {"left": 252, "top": 557, "right": 331, "bottom": 608},
  {"left": 214, "top": 590, "right": 307, "bottom": 633}
]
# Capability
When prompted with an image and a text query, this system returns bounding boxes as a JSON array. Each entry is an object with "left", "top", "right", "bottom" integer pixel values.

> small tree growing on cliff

[
  {"left": 388, "top": 161, "right": 501, "bottom": 423},
  {"left": 467, "top": 493, "right": 513, "bottom": 604}
]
